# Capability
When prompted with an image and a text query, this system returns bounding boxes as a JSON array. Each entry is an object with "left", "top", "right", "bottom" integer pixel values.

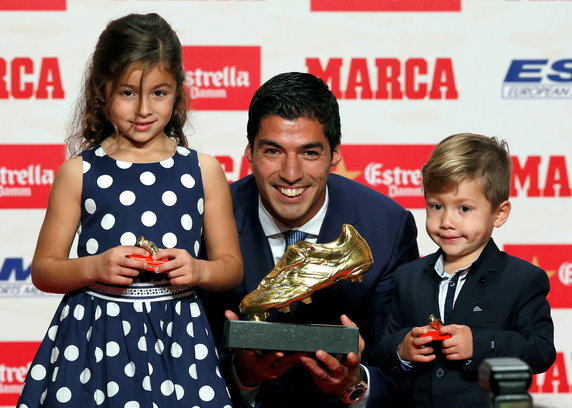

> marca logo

[
  {"left": 510, "top": 155, "right": 571, "bottom": 197},
  {"left": 336, "top": 145, "right": 433, "bottom": 209},
  {"left": 0, "top": 0, "right": 66, "bottom": 10},
  {"left": 311, "top": 0, "right": 461, "bottom": 11},
  {"left": 0, "top": 342, "right": 39, "bottom": 406},
  {"left": 182, "top": 46, "right": 260, "bottom": 111},
  {"left": 307, "top": 58, "right": 458, "bottom": 100},
  {"left": 0, "top": 57, "right": 64, "bottom": 99},
  {"left": 0, "top": 145, "right": 64, "bottom": 209},
  {"left": 503, "top": 244, "right": 572, "bottom": 308},
  {"left": 502, "top": 59, "right": 572, "bottom": 99},
  {"left": 530, "top": 352, "right": 572, "bottom": 395}
]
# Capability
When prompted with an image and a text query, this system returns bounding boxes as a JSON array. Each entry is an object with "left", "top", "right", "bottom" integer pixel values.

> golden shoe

[{"left": 239, "top": 224, "right": 373, "bottom": 321}]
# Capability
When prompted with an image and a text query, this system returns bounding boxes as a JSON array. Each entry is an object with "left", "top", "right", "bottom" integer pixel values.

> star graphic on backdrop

[
  {"left": 333, "top": 158, "right": 361, "bottom": 180},
  {"left": 532, "top": 255, "right": 555, "bottom": 278}
]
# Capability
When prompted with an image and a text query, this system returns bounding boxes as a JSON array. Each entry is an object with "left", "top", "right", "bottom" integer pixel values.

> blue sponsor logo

[
  {"left": 0, "top": 258, "right": 54, "bottom": 297},
  {"left": 502, "top": 59, "right": 572, "bottom": 99}
]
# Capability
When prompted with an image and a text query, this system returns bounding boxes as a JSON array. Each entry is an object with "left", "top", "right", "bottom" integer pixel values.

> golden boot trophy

[
  {"left": 240, "top": 224, "right": 373, "bottom": 321},
  {"left": 224, "top": 224, "right": 373, "bottom": 354}
]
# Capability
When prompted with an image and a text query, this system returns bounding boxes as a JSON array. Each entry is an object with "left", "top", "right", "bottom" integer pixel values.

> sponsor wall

[{"left": 1, "top": 0, "right": 571, "bottom": 406}]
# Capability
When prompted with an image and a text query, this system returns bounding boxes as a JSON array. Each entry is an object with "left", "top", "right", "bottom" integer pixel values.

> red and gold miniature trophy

[
  {"left": 421, "top": 314, "right": 451, "bottom": 340},
  {"left": 128, "top": 236, "right": 169, "bottom": 271}
]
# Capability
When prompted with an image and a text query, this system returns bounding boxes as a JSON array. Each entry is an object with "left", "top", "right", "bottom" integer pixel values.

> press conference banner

[{"left": 1, "top": 1, "right": 571, "bottom": 406}]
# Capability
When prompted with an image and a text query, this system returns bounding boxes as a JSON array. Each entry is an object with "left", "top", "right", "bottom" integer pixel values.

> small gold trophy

[
  {"left": 224, "top": 224, "right": 373, "bottom": 354},
  {"left": 421, "top": 314, "right": 451, "bottom": 340},
  {"left": 127, "top": 236, "right": 169, "bottom": 271}
]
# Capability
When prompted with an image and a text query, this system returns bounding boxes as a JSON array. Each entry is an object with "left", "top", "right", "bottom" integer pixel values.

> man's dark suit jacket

[
  {"left": 201, "top": 173, "right": 419, "bottom": 408},
  {"left": 374, "top": 239, "right": 556, "bottom": 408}
]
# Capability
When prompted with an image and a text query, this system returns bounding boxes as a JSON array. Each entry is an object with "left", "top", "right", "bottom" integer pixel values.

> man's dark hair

[{"left": 246, "top": 72, "right": 341, "bottom": 151}]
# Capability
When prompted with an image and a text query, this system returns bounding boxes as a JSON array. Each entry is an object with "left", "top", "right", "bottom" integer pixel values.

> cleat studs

[
  {"left": 279, "top": 306, "right": 291, "bottom": 313},
  {"left": 301, "top": 296, "right": 312, "bottom": 304}
]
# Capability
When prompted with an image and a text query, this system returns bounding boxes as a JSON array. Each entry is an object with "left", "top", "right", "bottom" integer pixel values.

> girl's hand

[
  {"left": 91, "top": 246, "right": 148, "bottom": 285},
  {"left": 153, "top": 248, "right": 203, "bottom": 286}
]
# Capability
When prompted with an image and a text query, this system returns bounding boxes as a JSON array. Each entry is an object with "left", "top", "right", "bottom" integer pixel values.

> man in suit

[{"left": 202, "top": 72, "right": 419, "bottom": 407}]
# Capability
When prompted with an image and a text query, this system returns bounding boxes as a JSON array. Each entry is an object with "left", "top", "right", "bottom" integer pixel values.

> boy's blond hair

[{"left": 422, "top": 133, "right": 512, "bottom": 209}]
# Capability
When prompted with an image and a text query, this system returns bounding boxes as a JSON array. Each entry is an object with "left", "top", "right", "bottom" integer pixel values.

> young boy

[{"left": 374, "top": 133, "right": 556, "bottom": 408}]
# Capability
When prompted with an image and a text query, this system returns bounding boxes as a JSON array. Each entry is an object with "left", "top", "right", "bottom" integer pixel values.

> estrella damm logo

[
  {"left": 0, "top": 144, "right": 65, "bottom": 209},
  {"left": 335, "top": 145, "right": 434, "bottom": 209},
  {"left": 182, "top": 46, "right": 261, "bottom": 111},
  {"left": 503, "top": 244, "right": 572, "bottom": 308}
]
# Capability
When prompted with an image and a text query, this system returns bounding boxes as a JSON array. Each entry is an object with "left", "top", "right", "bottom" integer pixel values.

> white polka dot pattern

[
  {"left": 120, "top": 232, "right": 137, "bottom": 246},
  {"left": 56, "top": 387, "right": 72, "bottom": 403},
  {"left": 97, "top": 175, "right": 113, "bottom": 189},
  {"left": 141, "top": 211, "right": 157, "bottom": 227},
  {"left": 181, "top": 173, "right": 195, "bottom": 188},
  {"left": 85, "top": 198, "right": 96, "bottom": 214},
  {"left": 119, "top": 190, "right": 136, "bottom": 206},
  {"left": 140, "top": 171, "right": 156, "bottom": 186},
  {"left": 116, "top": 160, "right": 132, "bottom": 170}
]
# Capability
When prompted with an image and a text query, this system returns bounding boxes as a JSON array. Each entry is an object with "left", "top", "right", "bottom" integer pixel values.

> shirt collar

[
  {"left": 434, "top": 251, "right": 481, "bottom": 279},
  {"left": 258, "top": 187, "right": 329, "bottom": 238}
]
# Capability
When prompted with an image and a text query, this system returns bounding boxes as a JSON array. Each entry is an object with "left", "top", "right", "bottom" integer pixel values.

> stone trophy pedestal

[{"left": 223, "top": 320, "right": 359, "bottom": 354}]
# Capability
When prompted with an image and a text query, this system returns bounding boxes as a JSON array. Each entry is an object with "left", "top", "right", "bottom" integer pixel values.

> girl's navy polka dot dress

[{"left": 18, "top": 146, "right": 232, "bottom": 408}]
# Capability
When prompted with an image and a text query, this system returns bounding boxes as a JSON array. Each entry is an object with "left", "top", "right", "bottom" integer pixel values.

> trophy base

[
  {"left": 127, "top": 255, "right": 169, "bottom": 271},
  {"left": 223, "top": 320, "right": 359, "bottom": 354},
  {"left": 420, "top": 330, "right": 451, "bottom": 341}
]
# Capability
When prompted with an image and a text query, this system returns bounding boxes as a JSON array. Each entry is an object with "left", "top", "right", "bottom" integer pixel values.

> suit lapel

[
  {"left": 233, "top": 178, "right": 275, "bottom": 292},
  {"left": 318, "top": 176, "right": 358, "bottom": 242},
  {"left": 418, "top": 254, "right": 442, "bottom": 324},
  {"left": 450, "top": 239, "right": 502, "bottom": 324}
]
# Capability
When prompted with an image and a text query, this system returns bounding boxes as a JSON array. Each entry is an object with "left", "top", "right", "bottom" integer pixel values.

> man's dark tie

[
  {"left": 283, "top": 229, "right": 308, "bottom": 249},
  {"left": 443, "top": 272, "right": 461, "bottom": 324}
]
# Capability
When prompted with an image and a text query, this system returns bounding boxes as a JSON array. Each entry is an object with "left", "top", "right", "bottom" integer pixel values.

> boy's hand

[
  {"left": 440, "top": 324, "right": 473, "bottom": 360},
  {"left": 398, "top": 326, "right": 436, "bottom": 363}
]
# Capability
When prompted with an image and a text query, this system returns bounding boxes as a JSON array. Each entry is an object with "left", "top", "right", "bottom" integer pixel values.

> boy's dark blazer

[
  {"left": 374, "top": 239, "right": 556, "bottom": 408},
  {"left": 201, "top": 173, "right": 419, "bottom": 408}
]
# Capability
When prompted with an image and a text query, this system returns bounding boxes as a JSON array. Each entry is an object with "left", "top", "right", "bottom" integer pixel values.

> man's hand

[
  {"left": 225, "top": 310, "right": 302, "bottom": 386},
  {"left": 297, "top": 314, "right": 363, "bottom": 395}
]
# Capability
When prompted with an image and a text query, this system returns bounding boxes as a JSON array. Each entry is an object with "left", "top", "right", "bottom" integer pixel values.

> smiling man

[{"left": 202, "top": 72, "right": 419, "bottom": 408}]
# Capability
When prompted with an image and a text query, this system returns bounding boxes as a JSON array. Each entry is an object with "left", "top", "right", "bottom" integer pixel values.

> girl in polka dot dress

[{"left": 17, "top": 13, "right": 242, "bottom": 408}]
